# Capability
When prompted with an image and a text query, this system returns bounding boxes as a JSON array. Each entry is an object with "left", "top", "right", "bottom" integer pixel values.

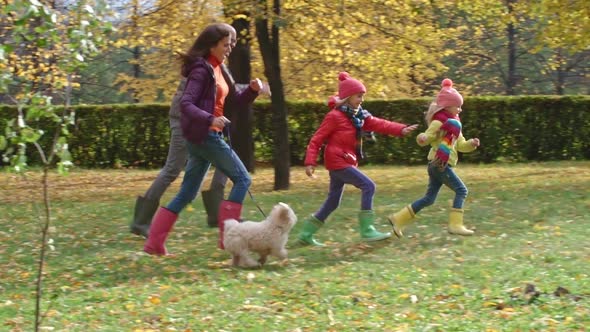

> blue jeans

[
  {"left": 411, "top": 163, "right": 468, "bottom": 214},
  {"left": 166, "top": 131, "right": 251, "bottom": 214},
  {"left": 314, "top": 167, "right": 376, "bottom": 222},
  {"left": 144, "top": 118, "right": 228, "bottom": 201}
]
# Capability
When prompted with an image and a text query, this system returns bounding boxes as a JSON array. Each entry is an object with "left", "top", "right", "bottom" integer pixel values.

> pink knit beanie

[
  {"left": 338, "top": 72, "right": 366, "bottom": 99},
  {"left": 436, "top": 78, "right": 463, "bottom": 108}
]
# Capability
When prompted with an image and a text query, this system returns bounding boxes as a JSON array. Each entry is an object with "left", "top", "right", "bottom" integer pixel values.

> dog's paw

[
  {"left": 236, "top": 255, "right": 261, "bottom": 269},
  {"left": 238, "top": 262, "right": 262, "bottom": 269}
]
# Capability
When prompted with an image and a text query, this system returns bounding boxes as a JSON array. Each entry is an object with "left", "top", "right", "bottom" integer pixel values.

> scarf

[
  {"left": 432, "top": 111, "right": 462, "bottom": 168},
  {"left": 338, "top": 104, "right": 372, "bottom": 159}
]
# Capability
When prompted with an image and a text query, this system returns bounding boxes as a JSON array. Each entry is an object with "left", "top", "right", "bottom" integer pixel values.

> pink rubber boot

[{"left": 143, "top": 207, "right": 177, "bottom": 255}]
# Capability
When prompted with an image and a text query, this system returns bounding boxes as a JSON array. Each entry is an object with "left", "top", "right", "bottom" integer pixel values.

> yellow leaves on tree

[
  {"left": 113, "top": 0, "right": 224, "bottom": 102},
  {"left": 529, "top": 0, "right": 590, "bottom": 52},
  {"left": 279, "top": 0, "right": 450, "bottom": 100},
  {"left": 1, "top": 0, "right": 106, "bottom": 101},
  {"left": 111, "top": 0, "right": 453, "bottom": 102},
  {"left": 109, "top": 0, "right": 588, "bottom": 102}
]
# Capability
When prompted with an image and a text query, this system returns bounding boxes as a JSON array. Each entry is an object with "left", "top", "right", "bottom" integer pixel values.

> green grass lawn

[{"left": 1, "top": 161, "right": 589, "bottom": 331}]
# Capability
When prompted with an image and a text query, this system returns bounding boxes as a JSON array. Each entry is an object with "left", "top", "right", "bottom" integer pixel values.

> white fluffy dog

[{"left": 223, "top": 202, "right": 297, "bottom": 268}]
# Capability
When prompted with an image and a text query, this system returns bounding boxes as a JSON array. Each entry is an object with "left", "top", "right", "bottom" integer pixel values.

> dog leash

[{"left": 225, "top": 122, "right": 267, "bottom": 218}]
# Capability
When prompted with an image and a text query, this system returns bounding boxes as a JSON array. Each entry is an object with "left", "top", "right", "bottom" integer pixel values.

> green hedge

[{"left": 1, "top": 96, "right": 589, "bottom": 168}]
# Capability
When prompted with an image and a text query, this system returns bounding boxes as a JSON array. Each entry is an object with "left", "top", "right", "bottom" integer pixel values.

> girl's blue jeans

[
  {"left": 166, "top": 131, "right": 251, "bottom": 214},
  {"left": 314, "top": 166, "right": 376, "bottom": 222},
  {"left": 411, "top": 162, "right": 468, "bottom": 214}
]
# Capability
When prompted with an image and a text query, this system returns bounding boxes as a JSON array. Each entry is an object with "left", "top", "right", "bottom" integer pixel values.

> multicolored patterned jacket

[{"left": 417, "top": 111, "right": 477, "bottom": 167}]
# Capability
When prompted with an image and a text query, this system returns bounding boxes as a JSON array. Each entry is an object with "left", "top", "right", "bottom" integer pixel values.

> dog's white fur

[{"left": 223, "top": 202, "right": 297, "bottom": 268}]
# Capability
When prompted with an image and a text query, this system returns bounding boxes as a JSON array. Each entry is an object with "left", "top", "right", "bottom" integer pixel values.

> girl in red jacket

[{"left": 298, "top": 72, "right": 418, "bottom": 245}]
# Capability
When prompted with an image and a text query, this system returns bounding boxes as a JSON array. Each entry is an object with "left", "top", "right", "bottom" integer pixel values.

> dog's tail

[{"left": 224, "top": 218, "right": 239, "bottom": 231}]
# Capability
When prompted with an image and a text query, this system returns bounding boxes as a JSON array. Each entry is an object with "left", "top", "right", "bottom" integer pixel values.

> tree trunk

[
  {"left": 255, "top": 0, "right": 290, "bottom": 190},
  {"left": 131, "top": 0, "right": 141, "bottom": 103},
  {"left": 506, "top": 0, "right": 517, "bottom": 95},
  {"left": 554, "top": 50, "right": 565, "bottom": 95},
  {"left": 227, "top": 16, "right": 255, "bottom": 172}
]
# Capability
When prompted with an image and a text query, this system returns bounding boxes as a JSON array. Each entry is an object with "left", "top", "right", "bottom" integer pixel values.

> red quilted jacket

[{"left": 304, "top": 109, "right": 407, "bottom": 170}]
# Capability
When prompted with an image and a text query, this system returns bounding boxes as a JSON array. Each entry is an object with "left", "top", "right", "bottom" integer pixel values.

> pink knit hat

[
  {"left": 338, "top": 72, "right": 366, "bottom": 99},
  {"left": 436, "top": 78, "right": 463, "bottom": 108}
]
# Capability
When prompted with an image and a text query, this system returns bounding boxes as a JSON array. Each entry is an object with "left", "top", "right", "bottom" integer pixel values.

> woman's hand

[
  {"left": 211, "top": 116, "right": 230, "bottom": 129},
  {"left": 305, "top": 165, "right": 316, "bottom": 178},
  {"left": 260, "top": 82, "right": 271, "bottom": 96},
  {"left": 249, "top": 78, "right": 263, "bottom": 92},
  {"left": 402, "top": 124, "right": 419, "bottom": 136},
  {"left": 471, "top": 138, "right": 480, "bottom": 147}
]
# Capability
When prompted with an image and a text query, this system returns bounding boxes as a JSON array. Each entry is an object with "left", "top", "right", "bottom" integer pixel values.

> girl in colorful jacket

[
  {"left": 388, "top": 79, "right": 480, "bottom": 237},
  {"left": 298, "top": 72, "right": 418, "bottom": 246}
]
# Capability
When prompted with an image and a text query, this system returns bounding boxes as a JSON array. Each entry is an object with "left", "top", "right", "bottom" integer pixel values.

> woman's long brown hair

[{"left": 179, "top": 23, "right": 232, "bottom": 77}]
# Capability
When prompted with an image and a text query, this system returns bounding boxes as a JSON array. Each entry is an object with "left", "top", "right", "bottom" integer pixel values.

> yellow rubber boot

[
  {"left": 448, "top": 208, "right": 474, "bottom": 236},
  {"left": 387, "top": 205, "right": 416, "bottom": 238}
]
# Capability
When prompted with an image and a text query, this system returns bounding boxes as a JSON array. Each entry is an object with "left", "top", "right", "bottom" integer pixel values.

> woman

[
  {"left": 144, "top": 23, "right": 263, "bottom": 255},
  {"left": 130, "top": 24, "right": 239, "bottom": 237}
]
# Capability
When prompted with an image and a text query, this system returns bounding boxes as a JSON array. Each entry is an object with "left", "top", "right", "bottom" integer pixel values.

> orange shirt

[{"left": 208, "top": 55, "right": 229, "bottom": 131}]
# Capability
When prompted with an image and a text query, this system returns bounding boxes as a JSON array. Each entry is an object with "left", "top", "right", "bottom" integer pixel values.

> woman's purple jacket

[{"left": 179, "top": 57, "right": 259, "bottom": 144}]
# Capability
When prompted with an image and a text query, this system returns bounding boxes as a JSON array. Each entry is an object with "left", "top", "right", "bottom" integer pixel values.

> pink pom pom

[
  {"left": 338, "top": 72, "right": 351, "bottom": 81},
  {"left": 327, "top": 95, "right": 337, "bottom": 108},
  {"left": 327, "top": 95, "right": 342, "bottom": 108},
  {"left": 441, "top": 78, "right": 453, "bottom": 88}
]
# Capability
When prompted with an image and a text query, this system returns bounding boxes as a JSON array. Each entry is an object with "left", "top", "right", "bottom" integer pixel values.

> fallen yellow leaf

[
  {"left": 148, "top": 295, "right": 161, "bottom": 305},
  {"left": 352, "top": 291, "right": 373, "bottom": 298}
]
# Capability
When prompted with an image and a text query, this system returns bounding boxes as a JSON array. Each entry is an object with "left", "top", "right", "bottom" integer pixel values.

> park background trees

[
  {"left": 4, "top": 0, "right": 587, "bottom": 106},
  {"left": 60, "top": 0, "right": 588, "bottom": 190},
  {"left": 2, "top": 0, "right": 589, "bottom": 188},
  {"left": 1, "top": 2, "right": 587, "bottom": 330},
  {"left": 69, "top": 0, "right": 588, "bottom": 106}
]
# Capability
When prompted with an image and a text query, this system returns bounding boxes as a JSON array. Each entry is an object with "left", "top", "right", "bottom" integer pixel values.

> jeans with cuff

[
  {"left": 411, "top": 162, "right": 468, "bottom": 214},
  {"left": 166, "top": 131, "right": 251, "bottom": 214},
  {"left": 144, "top": 118, "right": 228, "bottom": 201}
]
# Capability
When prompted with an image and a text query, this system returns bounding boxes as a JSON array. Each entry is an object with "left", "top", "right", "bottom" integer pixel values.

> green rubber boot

[
  {"left": 297, "top": 215, "right": 325, "bottom": 246},
  {"left": 358, "top": 210, "right": 391, "bottom": 242}
]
